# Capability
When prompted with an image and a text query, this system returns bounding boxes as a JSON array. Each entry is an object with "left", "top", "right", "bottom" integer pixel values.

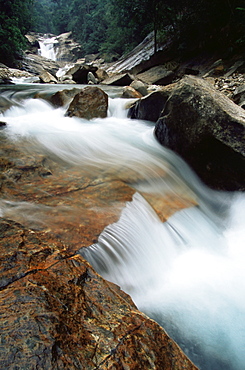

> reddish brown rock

[
  {"left": 122, "top": 86, "right": 142, "bottom": 98},
  {"left": 0, "top": 218, "right": 198, "bottom": 370},
  {"left": 0, "top": 131, "right": 198, "bottom": 369},
  {"left": 66, "top": 86, "right": 108, "bottom": 119}
]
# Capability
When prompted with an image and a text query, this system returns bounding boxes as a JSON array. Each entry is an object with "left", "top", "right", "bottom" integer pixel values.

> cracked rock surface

[{"left": 0, "top": 131, "right": 197, "bottom": 369}]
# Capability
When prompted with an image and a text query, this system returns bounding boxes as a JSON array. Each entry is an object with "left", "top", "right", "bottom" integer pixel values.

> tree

[{"left": 0, "top": 0, "right": 33, "bottom": 66}]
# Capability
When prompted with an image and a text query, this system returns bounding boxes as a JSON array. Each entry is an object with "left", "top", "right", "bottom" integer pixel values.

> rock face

[
  {"left": 55, "top": 32, "right": 83, "bottom": 62},
  {"left": 22, "top": 53, "right": 61, "bottom": 76},
  {"left": 0, "top": 219, "right": 197, "bottom": 370},
  {"left": 154, "top": 76, "right": 245, "bottom": 190},
  {"left": 0, "top": 130, "right": 198, "bottom": 370},
  {"left": 66, "top": 86, "right": 108, "bottom": 119}
]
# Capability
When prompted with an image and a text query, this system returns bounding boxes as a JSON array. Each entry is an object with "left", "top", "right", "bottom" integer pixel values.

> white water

[
  {"left": 38, "top": 36, "right": 58, "bottom": 61},
  {"left": 1, "top": 90, "right": 245, "bottom": 369}
]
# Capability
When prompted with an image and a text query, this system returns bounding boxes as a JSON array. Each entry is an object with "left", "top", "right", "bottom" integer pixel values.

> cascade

[
  {"left": 38, "top": 35, "right": 58, "bottom": 61},
  {"left": 0, "top": 84, "right": 244, "bottom": 370}
]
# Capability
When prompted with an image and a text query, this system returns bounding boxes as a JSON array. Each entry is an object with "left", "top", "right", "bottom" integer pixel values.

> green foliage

[
  {"left": 1, "top": 0, "right": 244, "bottom": 66},
  {"left": 0, "top": 0, "right": 33, "bottom": 66}
]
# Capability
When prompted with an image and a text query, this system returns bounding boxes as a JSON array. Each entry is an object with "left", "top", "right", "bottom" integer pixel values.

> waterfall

[
  {"left": 1, "top": 85, "right": 245, "bottom": 370},
  {"left": 38, "top": 35, "right": 58, "bottom": 61}
]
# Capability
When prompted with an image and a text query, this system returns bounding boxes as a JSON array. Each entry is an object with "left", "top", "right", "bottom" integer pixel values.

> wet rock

[
  {"left": 128, "top": 84, "right": 176, "bottom": 122},
  {"left": 122, "top": 86, "right": 142, "bottom": 98},
  {"left": 39, "top": 71, "right": 58, "bottom": 84},
  {"left": 0, "top": 219, "right": 198, "bottom": 370},
  {"left": 66, "top": 86, "right": 108, "bottom": 119},
  {"left": 0, "top": 133, "right": 198, "bottom": 369},
  {"left": 102, "top": 73, "right": 134, "bottom": 86},
  {"left": 0, "top": 67, "right": 35, "bottom": 84},
  {"left": 154, "top": 75, "right": 245, "bottom": 190},
  {"left": 50, "top": 88, "right": 82, "bottom": 107}
]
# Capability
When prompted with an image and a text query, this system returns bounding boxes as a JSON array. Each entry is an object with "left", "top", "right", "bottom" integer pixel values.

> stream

[{"left": 0, "top": 83, "right": 245, "bottom": 370}]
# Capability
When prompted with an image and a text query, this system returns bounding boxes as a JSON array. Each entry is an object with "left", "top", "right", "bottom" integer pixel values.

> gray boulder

[
  {"left": 136, "top": 65, "right": 176, "bottom": 86},
  {"left": 154, "top": 76, "right": 245, "bottom": 190}
]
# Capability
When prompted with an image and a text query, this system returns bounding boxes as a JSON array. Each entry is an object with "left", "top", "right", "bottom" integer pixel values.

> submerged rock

[
  {"left": 66, "top": 86, "right": 108, "bottom": 119},
  {"left": 154, "top": 75, "right": 245, "bottom": 190}
]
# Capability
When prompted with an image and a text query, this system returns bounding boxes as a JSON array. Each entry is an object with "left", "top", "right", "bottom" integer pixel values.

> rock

[
  {"left": 55, "top": 32, "right": 83, "bottom": 62},
  {"left": 128, "top": 84, "right": 176, "bottom": 122},
  {"left": 50, "top": 88, "right": 82, "bottom": 107},
  {"left": 84, "top": 53, "right": 100, "bottom": 63},
  {"left": 154, "top": 76, "right": 245, "bottom": 190},
  {"left": 0, "top": 133, "right": 198, "bottom": 370},
  {"left": 21, "top": 53, "right": 61, "bottom": 76},
  {"left": 0, "top": 67, "right": 36, "bottom": 84},
  {"left": 130, "top": 80, "right": 149, "bottom": 96},
  {"left": 233, "top": 83, "right": 245, "bottom": 107},
  {"left": 66, "top": 86, "right": 108, "bottom": 119},
  {"left": 39, "top": 71, "right": 58, "bottom": 84},
  {"left": 136, "top": 65, "right": 176, "bottom": 86},
  {"left": 95, "top": 68, "right": 109, "bottom": 83},
  {"left": 0, "top": 217, "right": 197, "bottom": 370},
  {"left": 101, "top": 73, "right": 134, "bottom": 86},
  {"left": 70, "top": 64, "right": 98, "bottom": 84},
  {"left": 87, "top": 71, "right": 98, "bottom": 84},
  {"left": 122, "top": 86, "right": 142, "bottom": 98}
]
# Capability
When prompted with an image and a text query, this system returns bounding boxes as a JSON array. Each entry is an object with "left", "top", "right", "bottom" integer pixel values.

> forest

[{"left": 0, "top": 0, "right": 244, "bottom": 66}]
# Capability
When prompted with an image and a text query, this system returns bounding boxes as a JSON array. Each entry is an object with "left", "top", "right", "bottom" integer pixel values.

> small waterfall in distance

[
  {"left": 1, "top": 87, "right": 245, "bottom": 370},
  {"left": 38, "top": 35, "right": 58, "bottom": 61}
]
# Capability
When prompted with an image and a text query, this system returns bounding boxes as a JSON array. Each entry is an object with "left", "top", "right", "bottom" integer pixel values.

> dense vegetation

[{"left": 0, "top": 0, "right": 244, "bottom": 66}]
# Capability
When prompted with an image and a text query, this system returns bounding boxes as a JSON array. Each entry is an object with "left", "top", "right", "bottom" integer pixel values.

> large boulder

[
  {"left": 154, "top": 76, "right": 245, "bottom": 190},
  {"left": 66, "top": 86, "right": 108, "bottom": 119}
]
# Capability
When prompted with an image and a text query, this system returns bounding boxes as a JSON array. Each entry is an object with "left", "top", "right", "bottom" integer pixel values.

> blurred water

[{"left": 1, "top": 88, "right": 245, "bottom": 369}]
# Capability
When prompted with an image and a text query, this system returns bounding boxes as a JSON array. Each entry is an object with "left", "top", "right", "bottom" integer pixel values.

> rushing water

[
  {"left": 38, "top": 35, "right": 58, "bottom": 61},
  {"left": 1, "top": 84, "right": 245, "bottom": 370}
]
